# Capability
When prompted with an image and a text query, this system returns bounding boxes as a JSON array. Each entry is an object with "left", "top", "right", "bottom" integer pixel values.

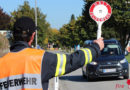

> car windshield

[{"left": 101, "top": 44, "right": 122, "bottom": 56}]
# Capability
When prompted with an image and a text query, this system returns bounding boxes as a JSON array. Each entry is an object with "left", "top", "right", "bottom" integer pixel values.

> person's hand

[{"left": 93, "top": 38, "right": 104, "bottom": 50}]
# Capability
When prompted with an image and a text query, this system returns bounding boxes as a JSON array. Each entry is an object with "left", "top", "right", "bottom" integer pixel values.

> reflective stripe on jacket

[
  {"left": 54, "top": 48, "right": 92, "bottom": 77},
  {"left": 0, "top": 48, "right": 45, "bottom": 90},
  {"left": 55, "top": 53, "right": 67, "bottom": 76}
]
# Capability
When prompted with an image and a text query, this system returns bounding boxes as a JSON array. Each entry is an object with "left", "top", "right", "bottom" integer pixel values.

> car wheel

[
  {"left": 124, "top": 68, "right": 129, "bottom": 79},
  {"left": 86, "top": 75, "right": 94, "bottom": 81},
  {"left": 86, "top": 72, "right": 93, "bottom": 81},
  {"left": 86, "top": 75, "right": 91, "bottom": 81},
  {"left": 82, "top": 69, "right": 86, "bottom": 78},
  {"left": 124, "top": 72, "right": 129, "bottom": 79}
]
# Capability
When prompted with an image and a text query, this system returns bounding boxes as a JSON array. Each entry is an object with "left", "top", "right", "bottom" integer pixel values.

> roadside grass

[{"left": 126, "top": 53, "right": 130, "bottom": 63}]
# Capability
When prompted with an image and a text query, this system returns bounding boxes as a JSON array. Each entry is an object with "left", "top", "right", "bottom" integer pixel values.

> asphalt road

[
  {"left": 48, "top": 50, "right": 130, "bottom": 90},
  {"left": 59, "top": 68, "right": 129, "bottom": 90}
]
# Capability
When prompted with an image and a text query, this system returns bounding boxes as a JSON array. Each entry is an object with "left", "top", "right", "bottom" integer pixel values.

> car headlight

[
  {"left": 90, "top": 61, "right": 97, "bottom": 65},
  {"left": 120, "top": 59, "right": 127, "bottom": 64}
]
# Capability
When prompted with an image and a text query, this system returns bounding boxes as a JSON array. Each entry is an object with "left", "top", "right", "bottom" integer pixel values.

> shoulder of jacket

[{"left": 20, "top": 48, "right": 45, "bottom": 56}]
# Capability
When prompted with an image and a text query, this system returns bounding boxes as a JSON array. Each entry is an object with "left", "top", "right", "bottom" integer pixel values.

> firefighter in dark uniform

[{"left": 0, "top": 17, "right": 104, "bottom": 90}]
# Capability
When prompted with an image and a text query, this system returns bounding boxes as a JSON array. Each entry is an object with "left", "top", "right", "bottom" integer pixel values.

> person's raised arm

[{"left": 41, "top": 38, "right": 104, "bottom": 82}]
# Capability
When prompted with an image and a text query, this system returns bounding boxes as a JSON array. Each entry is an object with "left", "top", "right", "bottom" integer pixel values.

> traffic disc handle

[{"left": 97, "top": 22, "right": 103, "bottom": 39}]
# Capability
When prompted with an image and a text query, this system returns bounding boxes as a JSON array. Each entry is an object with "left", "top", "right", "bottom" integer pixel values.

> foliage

[
  {"left": 59, "top": 2, "right": 97, "bottom": 47},
  {"left": 126, "top": 53, "right": 130, "bottom": 63},
  {"left": 0, "top": 8, "right": 11, "bottom": 30},
  {"left": 59, "top": 14, "right": 81, "bottom": 47},
  {"left": 10, "top": 1, "right": 50, "bottom": 47},
  {"left": 82, "top": 0, "right": 97, "bottom": 40},
  {"left": 110, "top": 0, "right": 130, "bottom": 50},
  {"left": 47, "top": 28, "right": 60, "bottom": 47}
]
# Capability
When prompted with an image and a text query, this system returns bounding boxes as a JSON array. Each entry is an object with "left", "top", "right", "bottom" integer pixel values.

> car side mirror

[{"left": 124, "top": 50, "right": 129, "bottom": 56}]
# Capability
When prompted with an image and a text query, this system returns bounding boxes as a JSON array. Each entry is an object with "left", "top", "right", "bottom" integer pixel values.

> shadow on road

[
  {"left": 60, "top": 75, "right": 87, "bottom": 82},
  {"left": 59, "top": 75, "right": 124, "bottom": 82}
]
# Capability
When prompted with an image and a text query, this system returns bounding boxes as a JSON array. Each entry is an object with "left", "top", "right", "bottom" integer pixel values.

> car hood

[{"left": 95, "top": 55, "right": 125, "bottom": 62}]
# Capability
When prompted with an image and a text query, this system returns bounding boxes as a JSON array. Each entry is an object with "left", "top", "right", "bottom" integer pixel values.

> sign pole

[
  {"left": 35, "top": 0, "right": 38, "bottom": 48},
  {"left": 54, "top": 77, "right": 59, "bottom": 90}
]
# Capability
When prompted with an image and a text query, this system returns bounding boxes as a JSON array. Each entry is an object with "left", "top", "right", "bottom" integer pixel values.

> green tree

[
  {"left": 10, "top": 1, "right": 50, "bottom": 47},
  {"left": 59, "top": 14, "right": 81, "bottom": 47},
  {"left": 70, "top": 14, "right": 75, "bottom": 24},
  {"left": 0, "top": 8, "right": 11, "bottom": 30},
  {"left": 59, "top": 24, "right": 71, "bottom": 47},
  {"left": 68, "top": 14, "right": 79, "bottom": 47},
  {"left": 110, "top": 0, "right": 130, "bottom": 50},
  {"left": 49, "top": 29, "right": 60, "bottom": 47},
  {"left": 82, "top": 0, "right": 97, "bottom": 40}
]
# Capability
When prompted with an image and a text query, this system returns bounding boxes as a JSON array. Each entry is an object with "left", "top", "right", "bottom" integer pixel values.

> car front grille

[
  {"left": 95, "top": 61, "right": 123, "bottom": 77},
  {"left": 100, "top": 61, "right": 118, "bottom": 65},
  {"left": 99, "top": 65, "right": 119, "bottom": 69},
  {"left": 98, "top": 61, "right": 121, "bottom": 69}
]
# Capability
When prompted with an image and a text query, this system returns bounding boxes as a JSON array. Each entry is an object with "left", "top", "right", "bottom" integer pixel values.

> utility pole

[{"left": 35, "top": 0, "right": 38, "bottom": 48}]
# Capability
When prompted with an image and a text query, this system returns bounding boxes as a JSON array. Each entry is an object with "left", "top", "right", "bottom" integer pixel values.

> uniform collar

[{"left": 10, "top": 41, "right": 31, "bottom": 52}]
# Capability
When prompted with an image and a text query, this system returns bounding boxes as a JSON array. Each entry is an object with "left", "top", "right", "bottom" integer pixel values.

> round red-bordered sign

[{"left": 89, "top": 1, "right": 112, "bottom": 22}]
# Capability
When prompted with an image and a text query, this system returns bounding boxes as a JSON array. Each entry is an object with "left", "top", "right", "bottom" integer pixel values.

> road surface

[{"left": 48, "top": 50, "right": 129, "bottom": 90}]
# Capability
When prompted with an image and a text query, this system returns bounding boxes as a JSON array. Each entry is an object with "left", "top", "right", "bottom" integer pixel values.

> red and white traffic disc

[{"left": 89, "top": 1, "right": 112, "bottom": 22}]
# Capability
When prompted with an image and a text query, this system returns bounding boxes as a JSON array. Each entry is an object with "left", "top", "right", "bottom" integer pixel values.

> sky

[{"left": 0, "top": 0, "right": 84, "bottom": 29}]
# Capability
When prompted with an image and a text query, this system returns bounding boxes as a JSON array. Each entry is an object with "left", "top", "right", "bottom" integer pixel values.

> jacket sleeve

[{"left": 41, "top": 43, "right": 100, "bottom": 82}]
